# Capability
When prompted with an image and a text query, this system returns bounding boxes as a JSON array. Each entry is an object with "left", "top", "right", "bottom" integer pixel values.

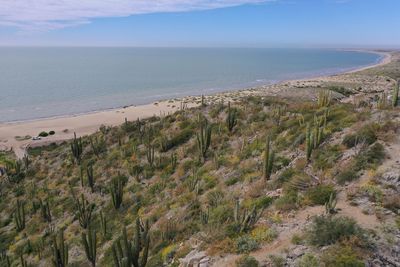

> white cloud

[{"left": 0, "top": 0, "right": 270, "bottom": 32}]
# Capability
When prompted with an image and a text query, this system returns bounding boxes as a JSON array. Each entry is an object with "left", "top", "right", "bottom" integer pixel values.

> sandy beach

[{"left": 0, "top": 50, "right": 393, "bottom": 158}]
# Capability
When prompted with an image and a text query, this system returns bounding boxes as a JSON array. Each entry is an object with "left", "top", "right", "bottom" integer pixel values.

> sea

[{"left": 0, "top": 47, "right": 382, "bottom": 122}]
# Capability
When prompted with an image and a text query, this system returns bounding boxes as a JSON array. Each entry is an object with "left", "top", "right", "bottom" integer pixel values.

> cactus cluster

[
  {"left": 39, "top": 199, "right": 52, "bottom": 223},
  {"left": 0, "top": 250, "right": 11, "bottom": 267},
  {"left": 75, "top": 194, "right": 95, "bottom": 229},
  {"left": 305, "top": 117, "right": 325, "bottom": 162},
  {"left": 112, "top": 218, "right": 150, "bottom": 267},
  {"left": 200, "top": 207, "right": 209, "bottom": 225},
  {"left": 70, "top": 132, "right": 83, "bottom": 165},
  {"left": 263, "top": 135, "right": 275, "bottom": 180},
  {"left": 14, "top": 200, "right": 25, "bottom": 232},
  {"left": 52, "top": 231, "right": 68, "bottom": 267},
  {"left": 392, "top": 79, "right": 399, "bottom": 107},
  {"left": 196, "top": 114, "right": 212, "bottom": 162},
  {"left": 226, "top": 102, "right": 238, "bottom": 133},
  {"left": 234, "top": 199, "right": 264, "bottom": 233},
  {"left": 110, "top": 176, "right": 125, "bottom": 210},
  {"left": 5, "top": 160, "right": 25, "bottom": 183},
  {"left": 325, "top": 193, "right": 337, "bottom": 215},
  {"left": 100, "top": 210, "right": 107, "bottom": 238},
  {"left": 317, "top": 90, "right": 332, "bottom": 108},
  {"left": 81, "top": 226, "right": 97, "bottom": 267},
  {"left": 22, "top": 154, "right": 30, "bottom": 169},
  {"left": 377, "top": 92, "right": 388, "bottom": 109},
  {"left": 86, "top": 163, "right": 95, "bottom": 192},
  {"left": 146, "top": 142, "right": 155, "bottom": 167},
  {"left": 272, "top": 105, "right": 285, "bottom": 126},
  {"left": 90, "top": 135, "right": 106, "bottom": 158}
]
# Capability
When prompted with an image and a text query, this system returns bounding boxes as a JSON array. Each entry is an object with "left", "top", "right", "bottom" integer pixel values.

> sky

[{"left": 0, "top": 0, "right": 399, "bottom": 48}]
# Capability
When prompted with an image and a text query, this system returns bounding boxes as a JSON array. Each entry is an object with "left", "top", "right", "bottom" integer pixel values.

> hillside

[{"left": 1, "top": 52, "right": 400, "bottom": 267}]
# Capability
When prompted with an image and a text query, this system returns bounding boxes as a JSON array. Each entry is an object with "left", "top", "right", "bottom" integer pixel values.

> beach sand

[{"left": 0, "top": 50, "right": 393, "bottom": 158}]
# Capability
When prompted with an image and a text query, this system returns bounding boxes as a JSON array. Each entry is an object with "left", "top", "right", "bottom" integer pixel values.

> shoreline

[
  {"left": 0, "top": 50, "right": 392, "bottom": 158},
  {"left": 0, "top": 50, "right": 387, "bottom": 125}
]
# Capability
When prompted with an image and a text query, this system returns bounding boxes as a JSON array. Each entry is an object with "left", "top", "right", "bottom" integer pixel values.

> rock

[
  {"left": 179, "top": 250, "right": 208, "bottom": 267},
  {"left": 381, "top": 171, "right": 400, "bottom": 189},
  {"left": 266, "top": 188, "right": 282, "bottom": 198},
  {"left": 198, "top": 257, "right": 210, "bottom": 267},
  {"left": 371, "top": 258, "right": 383, "bottom": 267},
  {"left": 288, "top": 245, "right": 307, "bottom": 259}
]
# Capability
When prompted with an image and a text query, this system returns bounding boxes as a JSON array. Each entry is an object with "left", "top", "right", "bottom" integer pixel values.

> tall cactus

[
  {"left": 110, "top": 176, "right": 125, "bottom": 210},
  {"left": 313, "top": 126, "right": 323, "bottom": 149},
  {"left": 393, "top": 79, "right": 399, "bottom": 107},
  {"left": 196, "top": 115, "right": 212, "bottom": 162},
  {"left": 112, "top": 218, "right": 150, "bottom": 267},
  {"left": 170, "top": 153, "right": 177, "bottom": 170},
  {"left": 325, "top": 193, "right": 337, "bottom": 215},
  {"left": 0, "top": 250, "right": 11, "bottom": 267},
  {"left": 22, "top": 154, "right": 30, "bottom": 169},
  {"left": 90, "top": 135, "right": 106, "bottom": 158},
  {"left": 100, "top": 210, "right": 107, "bottom": 238},
  {"left": 20, "top": 254, "right": 28, "bottom": 267},
  {"left": 146, "top": 142, "right": 155, "bottom": 167},
  {"left": 317, "top": 90, "right": 332, "bottom": 108},
  {"left": 306, "top": 124, "right": 313, "bottom": 162},
  {"left": 52, "top": 230, "right": 68, "bottom": 267},
  {"left": 377, "top": 92, "right": 388, "bottom": 109},
  {"left": 234, "top": 199, "right": 264, "bottom": 233},
  {"left": 14, "top": 199, "right": 25, "bottom": 232},
  {"left": 226, "top": 102, "right": 238, "bottom": 133},
  {"left": 39, "top": 198, "right": 52, "bottom": 223},
  {"left": 86, "top": 163, "right": 95, "bottom": 192},
  {"left": 70, "top": 132, "right": 83, "bottom": 165},
  {"left": 75, "top": 194, "right": 95, "bottom": 229},
  {"left": 263, "top": 135, "right": 275, "bottom": 180},
  {"left": 81, "top": 226, "right": 97, "bottom": 267}
]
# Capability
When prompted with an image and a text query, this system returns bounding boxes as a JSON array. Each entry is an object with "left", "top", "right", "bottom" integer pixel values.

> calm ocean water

[{"left": 0, "top": 48, "right": 380, "bottom": 122}]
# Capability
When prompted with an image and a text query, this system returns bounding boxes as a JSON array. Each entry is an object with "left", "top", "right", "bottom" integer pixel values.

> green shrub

[
  {"left": 236, "top": 236, "right": 259, "bottom": 253},
  {"left": 225, "top": 176, "right": 240, "bottom": 186},
  {"left": 268, "top": 255, "right": 285, "bottom": 267},
  {"left": 342, "top": 124, "right": 377, "bottom": 148},
  {"left": 306, "top": 216, "right": 364, "bottom": 247},
  {"left": 336, "top": 167, "right": 358, "bottom": 185},
  {"left": 275, "top": 191, "right": 298, "bottom": 211},
  {"left": 49, "top": 130, "right": 55, "bottom": 135},
  {"left": 321, "top": 246, "right": 364, "bottom": 267},
  {"left": 337, "top": 143, "right": 385, "bottom": 184},
  {"left": 312, "top": 145, "right": 342, "bottom": 171},
  {"left": 38, "top": 131, "right": 49, "bottom": 137},
  {"left": 353, "top": 143, "right": 385, "bottom": 170},
  {"left": 253, "top": 196, "right": 273, "bottom": 209},
  {"left": 160, "top": 128, "right": 194, "bottom": 152},
  {"left": 297, "top": 253, "right": 320, "bottom": 267},
  {"left": 305, "top": 184, "right": 336, "bottom": 205},
  {"left": 236, "top": 255, "right": 259, "bottom": 267},
  {"left": 328, "top": 86, "right": 354, "bottom": 97}
]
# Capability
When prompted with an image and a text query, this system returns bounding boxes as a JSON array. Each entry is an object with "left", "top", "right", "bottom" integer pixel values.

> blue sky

[{"left": 0, "top": 0, "right": 399, "bottom": 47}]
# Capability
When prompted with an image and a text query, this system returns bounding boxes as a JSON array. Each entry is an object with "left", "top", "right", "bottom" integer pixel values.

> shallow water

[{"left": 0, "top": 48, "right": 381, "bottom": 122}]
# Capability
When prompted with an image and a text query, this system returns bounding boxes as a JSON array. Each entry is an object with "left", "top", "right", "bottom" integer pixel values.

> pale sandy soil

[
  {"left": 0, "top": 100, "right": 197, "bottom": 158},
  {"left": 0, "top": 51, "right": 393, "bottom": 158}
]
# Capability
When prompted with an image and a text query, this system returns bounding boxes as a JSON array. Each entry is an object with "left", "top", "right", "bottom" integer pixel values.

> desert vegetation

[{"left": 0, "top": 53, "right": 400, "bottom": 267}]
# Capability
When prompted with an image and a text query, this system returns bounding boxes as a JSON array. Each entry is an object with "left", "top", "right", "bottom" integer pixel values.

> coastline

[{"left": 0, "top": 50, "right": 393, "bottom": 158}]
